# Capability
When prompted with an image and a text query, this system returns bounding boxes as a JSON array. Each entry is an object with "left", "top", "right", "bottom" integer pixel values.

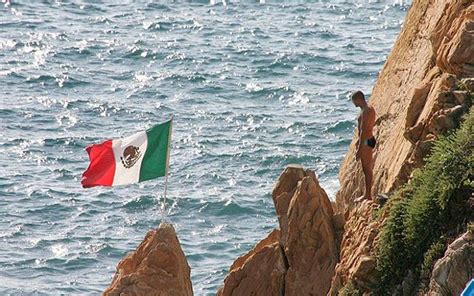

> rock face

[
  {"left": 283, "top": 170, "right": 338, "bottom": 295},
  {"left": 330, "top": 0, "right": 473, "bottom": 293},
  {"left": 103, "top": 223, "right": 193, "bottom": 296},
  {"left": 219, "top": 165, "right": 338, "bottom": 296},
  {"left": 218, "top": 230, "right": 287, "bottom": 296},
  {"left": 427, "top": 231, "right": 474, "bottom": 296},
  {"left": 336, "top": 0, "right": 473, "bottom": 214},
  {"left": 434, "top": 3, "right": 474, "bottom": 76},
  {"left": 328, "top": 201, "right": 382, "bottom": 295}
]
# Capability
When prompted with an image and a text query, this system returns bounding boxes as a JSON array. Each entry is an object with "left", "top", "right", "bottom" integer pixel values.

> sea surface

[{"left": 0, "top": 1, "right": 410, "bottom": 295}]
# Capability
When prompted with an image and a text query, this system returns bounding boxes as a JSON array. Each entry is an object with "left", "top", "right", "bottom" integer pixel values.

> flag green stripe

[{"left": 139, "top": 120, "right": 171, "bottom": 182}]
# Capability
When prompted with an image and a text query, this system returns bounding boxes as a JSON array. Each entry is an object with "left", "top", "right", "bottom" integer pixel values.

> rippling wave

[{"left": 0, "top": 1, "right": 409, "bottom": 294}]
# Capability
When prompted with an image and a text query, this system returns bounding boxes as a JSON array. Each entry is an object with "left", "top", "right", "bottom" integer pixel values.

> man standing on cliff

[{"left": 351, "top": 91, "right": 376, "bottom": 202}]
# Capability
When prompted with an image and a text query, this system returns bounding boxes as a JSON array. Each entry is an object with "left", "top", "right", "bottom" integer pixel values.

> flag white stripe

[{"left": 112, "top": 130, "right": 148, "bottom": 186}]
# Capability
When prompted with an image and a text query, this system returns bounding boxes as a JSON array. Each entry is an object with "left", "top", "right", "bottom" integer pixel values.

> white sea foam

[
  {"left": 288, "top": 92, "right": 310, "bottom": 106},
  {"left": 245, "top": 82, "right": 263, "bottom": 92},
  {"left": 55, "top": 111, "right": 78, "bottom": 128},
  {"left": 51, "top": 244, "right": 68, "bottom": 258}
]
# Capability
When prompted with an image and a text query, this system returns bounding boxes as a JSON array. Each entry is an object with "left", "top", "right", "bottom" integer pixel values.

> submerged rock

[
  {"left": 103, "top": 223, "right": 193, "bottom": 296},
  {"left": 219, "top": 165, "right": 338, "bottom": 296}
]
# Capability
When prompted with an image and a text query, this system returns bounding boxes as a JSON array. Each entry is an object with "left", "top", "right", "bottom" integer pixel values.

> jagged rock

[
  {"left": 435, "top": 4, "right": 474, "bottom": 76},
  {"left": 219, "top": 166, "right": 338, "bottom": 296},
  {"left": 329, "top": 201, "right": 382, "bottom": 295},
  {"left": 335, "top": 0, "right": 474, "bottom": 215},
  {"left": 333, "top": 212, "right": 346, "bottom": 247},
  {"left": 217, "top": 230, "right": 286, "bottom": 296},
  {"left": 331, "top": 1, "right": 473, "bottom": 293},
  {"left": 427, "top": 231, "right": 474, "bottom": 296},
  {"left": 404, "top": 73, "right": 456, "bottom": 143},
  {"left": 103, "top": 223, "right": 193, "bottom": 296},
  {"left": 403, "top": 72, "right": 470, "bottom": 171},
  {"left": 330, "top": 0, "right": 474, "bottom": 295},
  {"left": 283, "top": 172, "right": 338, "bottom": 295},
  {"left": 272, "top": 164, "right": 308, "bottom": 245}
]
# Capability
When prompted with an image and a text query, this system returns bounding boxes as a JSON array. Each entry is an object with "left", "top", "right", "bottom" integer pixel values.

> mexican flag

[{"left": 81, "top": 119, "right": 172, "bottom": 188}]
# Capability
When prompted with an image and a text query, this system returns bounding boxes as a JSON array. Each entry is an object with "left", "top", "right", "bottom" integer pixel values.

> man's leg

[
  {"left": 354, "top": 146, "right": 375, "bottom": 203},
  {"left": 360, "top": 146, "right": 374, "bottom": 200}
]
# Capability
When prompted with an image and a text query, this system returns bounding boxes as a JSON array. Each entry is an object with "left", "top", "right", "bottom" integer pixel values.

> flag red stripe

[{"left": 81, "top": 140, "right": 115, "bottom": 188}]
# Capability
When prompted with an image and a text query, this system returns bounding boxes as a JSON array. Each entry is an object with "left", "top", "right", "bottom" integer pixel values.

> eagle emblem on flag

[{"left": 121, "top": 145, "right": 141, "bottom": 168}]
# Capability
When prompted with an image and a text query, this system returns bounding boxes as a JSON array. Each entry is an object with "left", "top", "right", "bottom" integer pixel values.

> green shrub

[
  {"left": 420, "top": 239, "right": 446, "bottom": 287},
  {"left": 376, "top": 196, "right": 409, "bottom": 290},
  {"left": 375, "top": 107, "right": 474, "bottom": 294},
  {"left": 339, "top": 281, "right": 362, "bottom": 296}
]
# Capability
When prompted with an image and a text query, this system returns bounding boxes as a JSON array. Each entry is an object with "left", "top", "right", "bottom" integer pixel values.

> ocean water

[{"left": 0, "top": 1, "right": 410, "bottom": 295}]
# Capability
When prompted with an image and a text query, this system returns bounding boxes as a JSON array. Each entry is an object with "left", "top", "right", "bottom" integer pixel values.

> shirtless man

[{"left": 351, "top": 91, "right": 376, "bottom": 202}]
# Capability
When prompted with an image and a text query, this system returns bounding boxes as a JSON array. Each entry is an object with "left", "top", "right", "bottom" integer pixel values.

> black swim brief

[{"left": 365, "top": 137, "right": 376, "bottom": 148}]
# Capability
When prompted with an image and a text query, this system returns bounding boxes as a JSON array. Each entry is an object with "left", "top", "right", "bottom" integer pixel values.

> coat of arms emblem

[{"left": 121, "top": 146, "right": 141, "bottom": 168}]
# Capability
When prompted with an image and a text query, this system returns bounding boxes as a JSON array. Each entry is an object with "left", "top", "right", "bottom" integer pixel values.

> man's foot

[
  {"left": 354, "top": 195, "right": 371, "bottom": 203},
  {"left": 375, "top": 194, "right": 389, "bottom": 206}
]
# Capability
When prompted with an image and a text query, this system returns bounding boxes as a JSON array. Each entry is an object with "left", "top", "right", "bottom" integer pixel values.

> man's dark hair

[{"left": 351, "top": 90, "right": 365, "bottom": 101}]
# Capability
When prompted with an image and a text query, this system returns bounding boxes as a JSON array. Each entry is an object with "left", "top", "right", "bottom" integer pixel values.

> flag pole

[{"left": 162, "top": 115, "right": 173, "bottom": 220}]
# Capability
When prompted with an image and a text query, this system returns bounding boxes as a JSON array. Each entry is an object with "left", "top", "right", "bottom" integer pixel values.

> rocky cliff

[
  {"left": 103, "top": 223, "right": 193, "bottom": 296},
  {"left": 331, "top": 0, "right": 473, "bottom": 292},
  {"left": 336, "top": 0, "right": 473, "bottom": 213},
  {"left": 221, "top": 0, "right": 473, "bottom": 295}
]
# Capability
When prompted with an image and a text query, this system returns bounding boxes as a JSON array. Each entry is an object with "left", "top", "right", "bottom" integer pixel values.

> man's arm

[
  {"left": 356, "top": 110, "right": 365, "bottom": 159},
  {"left": 356, "top": 115, "right": 361, "bottom": 146}
]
